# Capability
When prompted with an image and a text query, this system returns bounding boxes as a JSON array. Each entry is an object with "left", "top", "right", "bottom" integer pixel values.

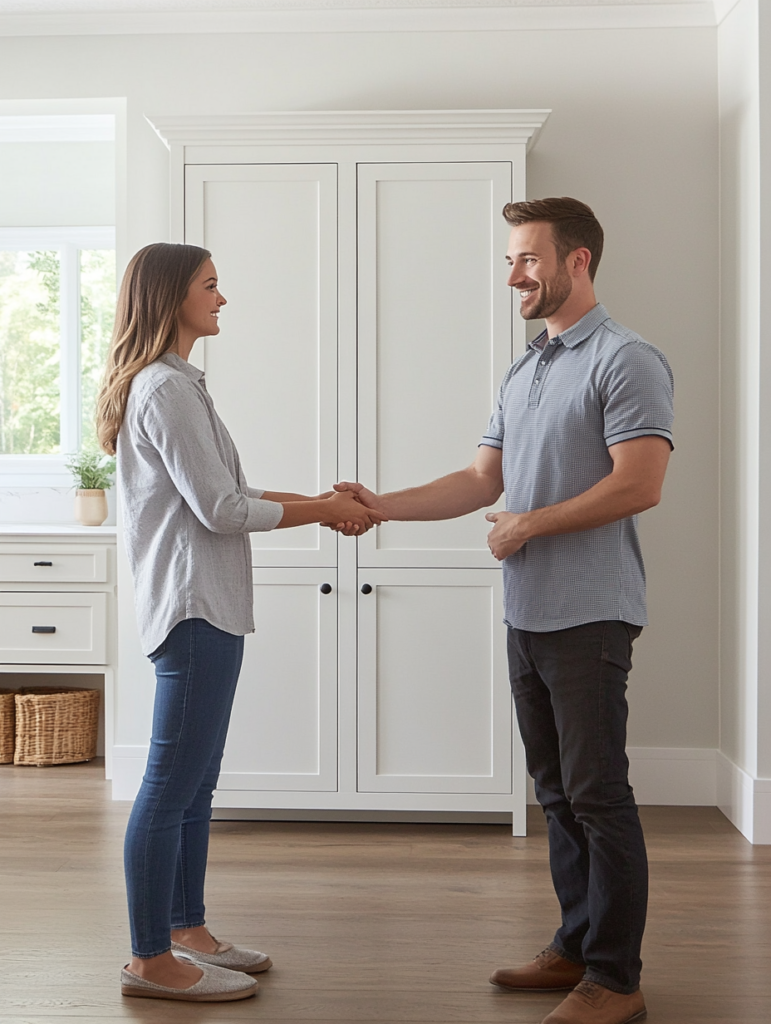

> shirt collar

[
  {"left": 158, "top": 351, "right": 205, "bottom": 383},
  {"left": 527, "top": 303, "right": 610, "bottom": 352}
]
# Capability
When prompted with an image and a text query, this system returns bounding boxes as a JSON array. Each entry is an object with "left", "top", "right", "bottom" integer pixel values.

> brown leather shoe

[
  {"left": 489, "top": 947, "right": 585, "bottom": 991},
  {"left": 541, "top": 980, "right": 646, "bottom": 1024}
]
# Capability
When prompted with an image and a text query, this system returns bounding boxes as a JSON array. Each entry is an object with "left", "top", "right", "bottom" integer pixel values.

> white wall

[
  {"left": 0, "top": 26, "right": 720, "bottom": 771},
  {"left": 0, "top": 140, "right": 114, "bottom": 226},
  {"left": 717, "top": 0, "right": 771, "bottom": 841}
]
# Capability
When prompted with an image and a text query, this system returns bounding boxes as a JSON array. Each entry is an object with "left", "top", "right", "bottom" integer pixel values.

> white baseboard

[
  {"left": 526, "top": 747, "right": 718, "bottom": 806},
  {"left": 114, "top": 744, "right": 771, "bottom": 844},
  {"left": 111, "top": 745, "right": 148, "bottom": 801},
  {"left": 716, "top": 751, "right": 771, "bottom": 844},
  {"left": 628, "top": 746, "right": 718, "bottom": 805}
]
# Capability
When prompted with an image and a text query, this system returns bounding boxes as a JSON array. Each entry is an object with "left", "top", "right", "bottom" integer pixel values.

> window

[
  {"left": 0, "top": 107, "right": 118, "bottom": 487},
  {"left": 0, "top": 226, "right": 115, "bottom": 478}
]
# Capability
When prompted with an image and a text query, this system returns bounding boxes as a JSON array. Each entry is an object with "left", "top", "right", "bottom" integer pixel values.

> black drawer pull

[
  {"left": 319, "top": 583, "right": 332, "bottom": 595},
  {"left": 33, "top": 561, "right": 53, "bottom": 567},
  {"left": 31, "top": 626, "right": 56, "bottom": 634},
  {"left": 361, "top": 583, "right": 372, "bottom": 595}
]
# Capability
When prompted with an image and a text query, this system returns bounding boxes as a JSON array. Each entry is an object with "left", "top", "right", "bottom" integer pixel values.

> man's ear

[{"left": 570, "top": 247, "right": 593, "bottom": 278}]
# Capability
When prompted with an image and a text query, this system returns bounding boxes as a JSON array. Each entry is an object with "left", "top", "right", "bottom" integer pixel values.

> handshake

[{"left": 319, "top": 481, "right": 384, "bottom": 535}]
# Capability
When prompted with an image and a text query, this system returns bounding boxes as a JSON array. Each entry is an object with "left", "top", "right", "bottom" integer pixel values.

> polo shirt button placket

[{"left": 529, "top": 337, "right": 560, "bottom": 407}]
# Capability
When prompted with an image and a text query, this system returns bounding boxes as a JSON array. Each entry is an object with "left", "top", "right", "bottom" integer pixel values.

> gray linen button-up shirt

[
  {"left": 118, "top": 353, "right": 284, "bottom": 655},
  {"left": 481, "top": 303, "right": 674, "bottom": 633}
]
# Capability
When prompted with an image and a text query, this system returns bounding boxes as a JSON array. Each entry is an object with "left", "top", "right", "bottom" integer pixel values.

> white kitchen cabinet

[
  {"left": 0, "top": 592, "right": 107, "bottom": 665},
  {"left": 114, "top": 111, "right": 549, "bottom": 831},
  {"left": 0, "top": 528, "right": 117, "bottom": 774}
]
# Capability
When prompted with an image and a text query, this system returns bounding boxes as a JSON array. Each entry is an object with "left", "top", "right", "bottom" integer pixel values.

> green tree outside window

[{"left": 0, "top": 247, "right": 115, "bottom": 456}]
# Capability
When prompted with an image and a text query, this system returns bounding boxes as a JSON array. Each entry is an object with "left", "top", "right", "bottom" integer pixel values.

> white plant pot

[{"left": 74, "top": 489, "right": 108, "bottom": 527}]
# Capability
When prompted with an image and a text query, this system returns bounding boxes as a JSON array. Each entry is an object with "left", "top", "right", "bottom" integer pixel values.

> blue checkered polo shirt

[{"left": 481, "top": 303, "right": 674, "bottom": 632}]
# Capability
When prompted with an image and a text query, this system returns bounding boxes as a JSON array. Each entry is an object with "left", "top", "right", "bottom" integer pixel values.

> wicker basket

[
  {"left": 0, "top": 689, "right": 16, "bottom": 764},
  {"left": 14, "top": 687, "right": 100, "bottom": 767}
]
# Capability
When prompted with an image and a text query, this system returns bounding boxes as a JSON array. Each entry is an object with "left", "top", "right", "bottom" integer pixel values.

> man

[{"left": 337, "top": 197, "right": 673, "bottom": 1024}]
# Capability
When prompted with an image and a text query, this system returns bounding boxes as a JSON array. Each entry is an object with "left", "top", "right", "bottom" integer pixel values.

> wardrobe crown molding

[{"left": 146, "top": 109, "right": 552, "bottom": 152}]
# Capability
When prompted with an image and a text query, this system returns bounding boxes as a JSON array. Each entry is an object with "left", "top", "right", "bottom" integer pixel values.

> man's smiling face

[{"left": 505, "top": 220, "right": 573, "bottom": 322}]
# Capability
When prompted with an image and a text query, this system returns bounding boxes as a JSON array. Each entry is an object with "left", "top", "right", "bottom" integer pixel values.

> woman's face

[{"left": 177, "top": 258, "right": 227, "bottom": 341}]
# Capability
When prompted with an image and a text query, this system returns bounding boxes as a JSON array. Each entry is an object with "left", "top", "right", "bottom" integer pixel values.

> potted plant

[{"left": 66, "top": 449, "right": 116, "bottom": 526}]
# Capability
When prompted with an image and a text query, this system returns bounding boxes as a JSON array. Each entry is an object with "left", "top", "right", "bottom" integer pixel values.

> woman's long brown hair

[{"left": 96, "top": 242, "right": 210, "bottom": 455}]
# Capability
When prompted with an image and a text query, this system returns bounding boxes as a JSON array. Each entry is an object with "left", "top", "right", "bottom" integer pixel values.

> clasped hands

[
  {"left": 322, "top": 481, "right": 529, "bottom": 560},
  {"left": 317, "top": 482, "right": 386, "bottom": 535}
]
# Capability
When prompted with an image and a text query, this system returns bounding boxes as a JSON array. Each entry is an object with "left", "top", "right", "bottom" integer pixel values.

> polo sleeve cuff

[
  {"left": 605, "top": 427, "right": 674, "bottom": 449},
  {"left": 244, "top": 498, "right": 284, "bottom": 533},
  {"left": 480, "top": 435, "right": 503, "bottom": 449}
]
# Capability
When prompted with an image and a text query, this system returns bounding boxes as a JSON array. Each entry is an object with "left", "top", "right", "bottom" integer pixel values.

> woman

[{"left": 97, "top": 243, "right": 381, "bottom": 1003}]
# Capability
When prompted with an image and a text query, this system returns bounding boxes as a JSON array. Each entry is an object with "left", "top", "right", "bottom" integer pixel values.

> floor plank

[{"left": 1, "top": 761, "right": 770, "bottom": 1022}]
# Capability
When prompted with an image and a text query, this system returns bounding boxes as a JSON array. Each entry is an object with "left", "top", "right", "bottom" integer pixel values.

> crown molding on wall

[
  {"left": 146, "top": 108, "right": 552, "bottom": 151},
  {"left": 0, "top": 4, "right": 717, "bottom": 36},
  {"left": 713, "top": 0, "right": 742, "bottom": 24}
]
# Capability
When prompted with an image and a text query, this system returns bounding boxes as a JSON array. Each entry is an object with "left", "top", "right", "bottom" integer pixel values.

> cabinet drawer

[
  {"left": 0, "top": 593, "right": 107, "bottom": 664},
  {"left": 0, "top": 546, "right": 107, "bottom": 584}
]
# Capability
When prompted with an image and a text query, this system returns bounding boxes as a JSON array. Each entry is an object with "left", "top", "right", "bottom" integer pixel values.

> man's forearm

[
  {"left": 377, "top": 466, "right": 502, "bottom": 521},
  {"left": 486, "top": 435, "right": 670, "bottom": 561},
  {"left": 517, "top": 471, "right": 658, "bottom": 541}
]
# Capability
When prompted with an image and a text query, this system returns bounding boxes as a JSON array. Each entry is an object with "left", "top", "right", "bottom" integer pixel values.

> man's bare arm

[
  {"left": 486, "top": 435, "right": 671, "bottom": 560},
  {"left": 335, "top": 444, "right": 504, "bottom": 522}
]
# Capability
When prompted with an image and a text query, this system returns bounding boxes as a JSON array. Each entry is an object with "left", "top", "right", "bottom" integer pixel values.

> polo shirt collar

[
  {"left": 159, "top": 351, "right": 205, "bottom": 383},
  {"left": 528, "top": 303, "right": 611, "bottom": 352}
]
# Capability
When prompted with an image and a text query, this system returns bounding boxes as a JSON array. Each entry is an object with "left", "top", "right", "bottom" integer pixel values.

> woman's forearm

[
  {"left": 275, "top": 499, "right": 335, "bottom": 529},
  {"left": 274, "top": 492, "right": 386, "bottom": 532},
  {"left": 260, "top": 490, "right": 333, "bottom": 503},
  {"left": 261, "top": 490, "right": 315, "bottom": 503}
]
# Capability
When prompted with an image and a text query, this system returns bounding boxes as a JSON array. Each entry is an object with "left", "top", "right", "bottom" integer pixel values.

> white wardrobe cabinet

[
  {"left": 356, "top": 569, "right": 512, "bottom": 796},
  {"left": 218, "top": 569, "right": 338, "bottom": 793},
  {"left": 120, "top": 110, "right": 550, "bottom": 832}
]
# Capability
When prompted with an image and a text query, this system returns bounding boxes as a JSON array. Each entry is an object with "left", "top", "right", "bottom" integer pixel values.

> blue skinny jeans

[
  {"left": 507, "top": 620, "right": 648, "bottom": 995},
  {"left": 124, "top": 618, "right": 243, "bottom": 958}
]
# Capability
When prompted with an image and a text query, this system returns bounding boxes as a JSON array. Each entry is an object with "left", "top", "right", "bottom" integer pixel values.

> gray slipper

[
  {"left": 121, "top": 961, "right": 259, "bottom": 1001},
  {"left": 172, "top": 937, "right": 273, "bottom": 974}
]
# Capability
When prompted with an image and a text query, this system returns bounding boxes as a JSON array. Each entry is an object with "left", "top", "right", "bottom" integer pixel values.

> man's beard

[{"left": 519, "top": 266, "right": 573, "bottom": 321}]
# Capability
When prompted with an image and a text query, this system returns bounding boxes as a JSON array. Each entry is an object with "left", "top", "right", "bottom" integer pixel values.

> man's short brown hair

[{"left": 502, "top": 197, "right": 604, "bottom": 281}]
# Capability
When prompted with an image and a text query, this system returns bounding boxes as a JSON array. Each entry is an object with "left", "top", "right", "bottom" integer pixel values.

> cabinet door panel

[
  {"left": 217, "top": 569, "right": 337, "bottom": 792},
  {"left": 357, "top": 569, "right": 513, "bottom": 794},
  {"left": 185, "top": 164, "right": 337, "bottom": 567},
  {"left": 357, "top": 163, "right": 512, "bottom": 568}
]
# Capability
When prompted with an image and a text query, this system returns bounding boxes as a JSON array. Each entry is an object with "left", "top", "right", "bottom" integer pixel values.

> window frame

[{"left": 0, "top": 225, "right": 116, "bottom": 485}]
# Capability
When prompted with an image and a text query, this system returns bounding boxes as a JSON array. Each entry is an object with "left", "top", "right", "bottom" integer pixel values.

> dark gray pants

[{"left": 507, "top": 620, "right": 647, "bottom": 994}]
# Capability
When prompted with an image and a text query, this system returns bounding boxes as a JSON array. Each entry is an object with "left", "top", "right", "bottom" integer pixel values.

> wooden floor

[{"left": 1, "top": 762, "right": 770, "bottom": 1023}]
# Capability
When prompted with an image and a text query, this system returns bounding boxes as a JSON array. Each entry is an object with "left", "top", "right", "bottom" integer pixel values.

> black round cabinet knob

[
  {"left": 319, "top": 583, "right": 333, "bottom": 595},
  {"left": 360, "top": 583, "right": 373, "bottom": 595}
]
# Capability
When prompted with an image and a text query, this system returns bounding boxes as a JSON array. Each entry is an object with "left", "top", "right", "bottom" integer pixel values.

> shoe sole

[
  {"left": 490, "top": 981, "right": 582, "bottom": 992},
  {"left": 121, "top": 983, "right": 258, "bottom": 1002},
  {"left": 245, "top": 957, "right": 273, "bottom": 974},
  {"left": 624, "top": 1011, "right": 647, "bottom": 1023}
]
